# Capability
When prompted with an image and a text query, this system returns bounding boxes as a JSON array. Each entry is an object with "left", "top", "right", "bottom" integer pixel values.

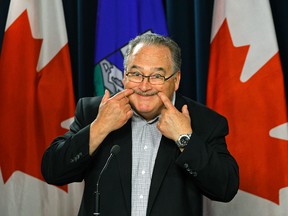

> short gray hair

[{"left": 123, "top": 33, "right": 181, "bottom": 73}]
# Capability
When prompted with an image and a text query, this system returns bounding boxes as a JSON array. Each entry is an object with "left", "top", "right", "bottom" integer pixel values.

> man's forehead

[{"left": 130, "top": 65, "right": 165, "bottom": 71}]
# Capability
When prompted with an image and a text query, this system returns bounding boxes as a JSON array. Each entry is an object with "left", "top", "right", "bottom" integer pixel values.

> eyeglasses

[{"left": 125, "top": 71, "right": 177, "bottom": 85}]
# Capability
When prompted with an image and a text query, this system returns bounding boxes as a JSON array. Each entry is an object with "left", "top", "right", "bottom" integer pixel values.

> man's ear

[
  {"left": 122, "top": 74, "right": 126, "bottom": 86},
  {"left": 174, "top": 71, "right": 181, "bottom": 91}
]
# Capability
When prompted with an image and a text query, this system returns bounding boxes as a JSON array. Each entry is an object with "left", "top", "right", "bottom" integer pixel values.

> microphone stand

[{"left": 93, "top": 145, "right": 120, "bottom": 215}]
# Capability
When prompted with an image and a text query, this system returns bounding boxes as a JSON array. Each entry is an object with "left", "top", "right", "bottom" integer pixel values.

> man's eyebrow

[
  {"left": 152, "top": 67, "right": 166, "bottom": 72},
  {"left": 130, "top": 65, "right": 143, "bottom": 70},
  {"left": 129, "top": 65, "right": 167, "bottom": 73}
]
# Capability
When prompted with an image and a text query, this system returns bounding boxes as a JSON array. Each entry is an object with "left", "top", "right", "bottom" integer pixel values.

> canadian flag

[
  {"left": 0, "top": 0, "right": 83, "bottom": 215},
  {"left": 205, "top": 0, "right": 288, "bottom": 215}
]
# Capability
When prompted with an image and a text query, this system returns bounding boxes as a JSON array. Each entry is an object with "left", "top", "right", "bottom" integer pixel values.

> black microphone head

[{"left": 110, "top": 145, "right": 120, "bottom": 156}]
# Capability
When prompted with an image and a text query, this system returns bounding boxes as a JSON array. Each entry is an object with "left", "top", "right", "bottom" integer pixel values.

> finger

[
  {"left": 181, "top": 105, "right": 190, "bottom": 117},
  {"left": 111, "top": 89, "right": 134, "bottom": 101},
  {"left": 157, "top": 92, "right": 175, "bottom": 110},
  {"left": 101, "top": 89, "right": 110, "bottom": 103},
  {"left": 126, "top": 109, "right": 134, "bottom": 119},
  {"left": 123, "top": 103, "right": 132, "bottom": 113}
]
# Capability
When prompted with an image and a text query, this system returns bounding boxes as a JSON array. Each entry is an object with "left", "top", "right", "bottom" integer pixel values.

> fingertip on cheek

[
  {"left": 157, "top": 92, "right": 165, "bottom": 102},
  {"left": 129, "top": 88, "right": 135, "bottom": 93},
  {"left": 124, "top": 88, "right": 134, "bottom": 97}
]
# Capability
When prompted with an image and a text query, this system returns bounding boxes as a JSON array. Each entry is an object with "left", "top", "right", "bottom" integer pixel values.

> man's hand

[
  {"left": 157, "top": 92, "right": 192, "bottom": 141},
  {"left": 97, "top": 89, "right": 134, "bottom": 132},
  {"left": 89, "top": 89, "right": 134, "bottom": 154}
]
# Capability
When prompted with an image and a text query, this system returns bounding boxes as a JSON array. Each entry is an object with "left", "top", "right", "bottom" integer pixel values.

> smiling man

[{"left": 41, "top": 33, "right": 239, "bottom": 216}]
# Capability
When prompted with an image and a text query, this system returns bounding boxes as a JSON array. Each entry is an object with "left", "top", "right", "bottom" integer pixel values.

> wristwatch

[{"left": 175, "top": 134, "right": 192, "bottom": 148}]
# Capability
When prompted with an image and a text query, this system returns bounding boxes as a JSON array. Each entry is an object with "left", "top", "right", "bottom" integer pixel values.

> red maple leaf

[
  {"left": 0, "top": 11, "right": 75, "bottom": 191},
  {"left": 207, "top": 20, "right": 288, "bottom": 204}
]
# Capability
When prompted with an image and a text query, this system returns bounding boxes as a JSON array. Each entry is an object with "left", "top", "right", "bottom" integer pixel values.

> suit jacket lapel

[
  {"left": 146, "top": 133, "right": 179, "bottom": 215},
  {"left": 112, "top": 120, "right": 132, "bottom": 214}
]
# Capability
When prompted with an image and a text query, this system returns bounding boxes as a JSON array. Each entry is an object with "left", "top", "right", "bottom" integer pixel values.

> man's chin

[{"left": 134, "top": 106, "right": 153, "bottom": 114}]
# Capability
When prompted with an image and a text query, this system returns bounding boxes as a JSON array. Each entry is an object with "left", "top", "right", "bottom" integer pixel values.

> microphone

[{"left": 94, "top": 145, "right": 120, "bottom": 215}]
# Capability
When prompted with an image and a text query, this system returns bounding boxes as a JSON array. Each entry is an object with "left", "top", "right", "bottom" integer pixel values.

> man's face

[{"left": 122, "top": 43, "right": 180, "bottom": 120}]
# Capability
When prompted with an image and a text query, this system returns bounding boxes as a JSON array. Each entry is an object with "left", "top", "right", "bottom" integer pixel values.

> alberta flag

[
  {"left": 205, "top": 0, "right": 288, "bottom": 215},
  {"left": 0, "top": 0, "right": 82, "bottom": 215},
  {"left": 93, "top": 0, "right": 168, "bottom": 96}
]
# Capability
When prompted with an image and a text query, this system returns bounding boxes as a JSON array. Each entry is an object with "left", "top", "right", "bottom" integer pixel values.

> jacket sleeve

[
  {"left": 41, "top": 98, "right": 96, "bottom": 186},
  {"left": 175, "top": 111, "right": 239, "bottom": 202}
]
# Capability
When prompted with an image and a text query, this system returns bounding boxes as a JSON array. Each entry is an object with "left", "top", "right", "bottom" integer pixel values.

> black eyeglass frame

[{"left": 125, "top": 71, "right": 177, "bottom": 84}]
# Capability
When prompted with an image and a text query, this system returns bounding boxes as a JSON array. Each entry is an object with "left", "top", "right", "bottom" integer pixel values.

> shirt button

[
  {"left": 139, "top": 195, "right": 143, "bottom": 199},
  {"left": 191, "top": 171, "right": 198, "bottom": 177},
  {"left": 141, "top": 170, "right": 145, "bottom": 175},
  {"left": 144, "top": 145, "right": 148, "bottom": 150}
]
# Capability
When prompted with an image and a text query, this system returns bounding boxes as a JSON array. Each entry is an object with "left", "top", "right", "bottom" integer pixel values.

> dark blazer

[{"left": 41, "top": 93, "right": 239, "bottom": 216}]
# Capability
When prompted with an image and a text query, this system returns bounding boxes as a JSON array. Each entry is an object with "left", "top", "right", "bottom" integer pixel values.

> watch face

[
  {"left": 176, "top": 134, "right": 191, "bottom": 148},
  {"left": 180, "top": 136, "right": 189, "bottom": 145}
]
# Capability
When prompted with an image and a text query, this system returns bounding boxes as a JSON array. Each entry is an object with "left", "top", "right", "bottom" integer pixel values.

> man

[{"left": 41, "top": 33, "right": 239, "bottom": 216}]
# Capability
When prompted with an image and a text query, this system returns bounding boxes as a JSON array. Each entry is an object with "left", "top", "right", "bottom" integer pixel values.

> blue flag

[{"left": 94, "top": 0, "right": 168, "bottom": 95}]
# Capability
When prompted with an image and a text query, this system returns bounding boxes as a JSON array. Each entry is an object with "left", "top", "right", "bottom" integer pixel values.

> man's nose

[{"left": 139, "top": 77, "right": 152, "bottom": 91}]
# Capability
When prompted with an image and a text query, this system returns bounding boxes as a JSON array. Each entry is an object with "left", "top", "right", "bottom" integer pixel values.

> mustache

[{"left": 133, "top": 89, "right": 159, "bottom": 96}]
